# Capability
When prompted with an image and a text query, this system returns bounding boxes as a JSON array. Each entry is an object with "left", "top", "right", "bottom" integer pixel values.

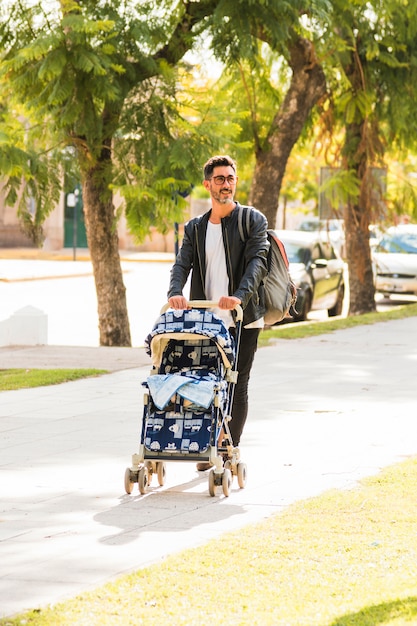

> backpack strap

[
  {"left": 268, "top": 230, "right": 290, "bottom": 269},
  {"left": 237, "top": 205, "right": 252, "bottom": 242}
]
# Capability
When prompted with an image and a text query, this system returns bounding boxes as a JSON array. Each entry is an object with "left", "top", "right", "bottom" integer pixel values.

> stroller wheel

[
  {"left": 237, "top": 462, "right": 247, "bottom": 489},
  {"left": 157, "top": 462, "right": 166, "bottom": 486},
  {"left": 138, "top": 466, "right": 149, "bottom": 495},
  {"left": 222, "top": 468, "right": 232, "bottom": 497},
  {"left": 145, "top": 461, "right": 154, "bottom": 486},
  {"left": 208, "top": 469, "right": 216, "bottom": 497},
  {"left": 124, "top": 467, "right": 135, "bottom": 495}
]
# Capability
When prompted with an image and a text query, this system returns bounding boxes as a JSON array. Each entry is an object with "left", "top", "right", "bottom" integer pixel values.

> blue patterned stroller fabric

[
  {"left": 142, "top": 308, "right": 235, "bottom": 455},
  {"left": 144, "top": 308, "right": 235, "bottom": 368},
  {"left": 145, "top": 410, "right": 213, "bottom": 454}
]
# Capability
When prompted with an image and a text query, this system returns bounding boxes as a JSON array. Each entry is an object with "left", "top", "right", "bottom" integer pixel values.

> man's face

[{"left": 204, "top": 165, "right": 238, "bottom": 205}]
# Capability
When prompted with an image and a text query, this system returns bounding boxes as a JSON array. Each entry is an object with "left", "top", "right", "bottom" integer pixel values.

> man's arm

[{"left": 167, "top": 222, "right": 194, "bottom": 301}]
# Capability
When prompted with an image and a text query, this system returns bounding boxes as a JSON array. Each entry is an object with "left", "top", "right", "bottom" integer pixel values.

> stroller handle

[{"left": 161, "top": 300, "right": 243, "bottom": 322}]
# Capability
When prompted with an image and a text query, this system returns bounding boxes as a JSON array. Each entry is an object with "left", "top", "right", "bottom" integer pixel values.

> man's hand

[
  {"left": 218, "top": 295, "right": 242, "bottom": 310},
  {"left": 168, "top": 295, "right": 189, "bottom": 310}
]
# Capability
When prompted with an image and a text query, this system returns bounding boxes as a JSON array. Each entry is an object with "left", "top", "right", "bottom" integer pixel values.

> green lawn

[
  {"left": 0, "top": 368, "right": 107, "bottom": 391},
  {"left": 2, "top": 457, "right": 417, "bottom": 625},
  {"left": 259, "top": 301, "right": 417, "bottom": 345}
]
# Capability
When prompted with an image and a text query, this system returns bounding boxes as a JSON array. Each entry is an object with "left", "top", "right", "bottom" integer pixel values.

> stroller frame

[{"left": 124, "top": 301, "right": 247, "bottom": 497}]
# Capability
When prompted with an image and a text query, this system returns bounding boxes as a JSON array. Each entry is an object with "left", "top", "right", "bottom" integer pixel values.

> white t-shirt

[
  {"left": 205, "top": 220, "right": 264, "bottom": 329},
  {"left": 205, "top": 221, "right": 233, "bottom": 328}
]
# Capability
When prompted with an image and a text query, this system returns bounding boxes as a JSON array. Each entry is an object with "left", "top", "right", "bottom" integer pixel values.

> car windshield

[
  {"left": 299, "top": 219, "right": 342, "bottom": 233},
  {"left": 283, "top": 242, "right": 310, "bottom": 264},
  {"left": 377, "top": 232, "right": 417, "bottom": 254},
  {"left": 299, "top": 220, "right": 321, "bottom": 232}
]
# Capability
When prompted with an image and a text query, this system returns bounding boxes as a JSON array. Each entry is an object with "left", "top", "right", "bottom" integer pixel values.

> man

[{"left": 168, "top": 155, "right": 269, "bottom": 469}]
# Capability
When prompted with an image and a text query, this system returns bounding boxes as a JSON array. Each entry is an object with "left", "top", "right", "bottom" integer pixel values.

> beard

[{"left": 212, "top": 187, "right": 234, "bottom": 205}]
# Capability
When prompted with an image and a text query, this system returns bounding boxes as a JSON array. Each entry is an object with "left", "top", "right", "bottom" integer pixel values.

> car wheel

[
  {"left": 292, "top": 290, "right": 312, "bottom": 322},
  {"left": 328, "top": 284, "right": 345, "bottom": 317}
]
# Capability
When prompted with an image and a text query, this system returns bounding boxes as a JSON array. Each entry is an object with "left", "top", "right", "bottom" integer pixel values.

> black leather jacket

[{"left": 168, "top": 202, "right": 269, "bottom": 326}]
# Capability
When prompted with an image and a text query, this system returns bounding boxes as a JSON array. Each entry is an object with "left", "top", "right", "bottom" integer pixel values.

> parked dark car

[{"left": 274, "top": 230, "right": 345, "bottom": 321}]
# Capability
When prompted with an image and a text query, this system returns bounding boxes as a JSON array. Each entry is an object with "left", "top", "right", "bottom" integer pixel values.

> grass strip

[
  {"left": 0, "top": 368, "right": 107, "bottom": 391},
  {"left": 258, "top": 302, "right": 417, "bottom": 345},
  {"left": 2, "top": 457, "right": 417, "bottom": 626}
]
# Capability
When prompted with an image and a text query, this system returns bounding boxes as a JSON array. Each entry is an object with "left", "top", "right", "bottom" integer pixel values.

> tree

[
  {"left": 1, "top": 0, "right": 329, "bottom": 344},
  {"left": 208, "top": 1, "right": 417, "bottom": 318},
  {"left": 199, "top": 33, "right": 327, "bottom": 228},
  {"left": 0, "top": 0, "right": 242, "bottom": 346},
  {"left": 248, "top": 35, "right": 327, "bottom": 228},
  {"left": 315, "top": 0, "right": 417, "bottom": 315},
  {"left": 201, "top": 2, "right": 331, "bottom": 229}
]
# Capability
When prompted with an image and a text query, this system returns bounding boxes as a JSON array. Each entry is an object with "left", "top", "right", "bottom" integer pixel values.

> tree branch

[{"left": 153, "top": 0, "right": 219, "bottom": 68}]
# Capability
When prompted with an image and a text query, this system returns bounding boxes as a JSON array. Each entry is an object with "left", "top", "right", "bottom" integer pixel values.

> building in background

[{"left": 0, "top": 183, "right": 210, "bottom": 253}]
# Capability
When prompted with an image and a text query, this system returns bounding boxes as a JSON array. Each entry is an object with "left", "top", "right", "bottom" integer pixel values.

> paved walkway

[
  {"left": 1, "top": 317, "right": 417, "bottom": 617},
  {"left": 0, "top": 344, "right": 150, "bottom": 371}
]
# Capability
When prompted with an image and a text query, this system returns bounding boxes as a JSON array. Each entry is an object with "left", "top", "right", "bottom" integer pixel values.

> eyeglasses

[{"left": 210, "top": 175, "right": 237, "bottom": 185}]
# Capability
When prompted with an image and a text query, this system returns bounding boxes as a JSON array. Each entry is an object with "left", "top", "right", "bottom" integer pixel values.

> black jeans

[{"left": 228, "top": 327, "right": 261, "bottom": 446}]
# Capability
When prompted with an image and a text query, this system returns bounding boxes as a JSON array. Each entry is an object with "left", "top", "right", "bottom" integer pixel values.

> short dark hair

[{"left": 203, "top": 155, "right": 237, "bottom": 180}]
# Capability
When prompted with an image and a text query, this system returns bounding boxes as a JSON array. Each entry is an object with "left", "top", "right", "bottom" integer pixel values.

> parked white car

[
  {"left": 372, "top": 225, "right": 417, "bottom": 297},
  {"left": 298, "top": 218, "right": 346, "bottom": 258}
]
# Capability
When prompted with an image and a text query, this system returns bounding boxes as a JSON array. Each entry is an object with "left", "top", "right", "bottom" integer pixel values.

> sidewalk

[
  {"left": 0, "top": 344, "right": 150, "bottom": 371},
  {"left": 0, "top": 246, "right": 175, "bottom": 260},
  {"left": 1, "top": 316, "right": 417, "bottom": 618}
]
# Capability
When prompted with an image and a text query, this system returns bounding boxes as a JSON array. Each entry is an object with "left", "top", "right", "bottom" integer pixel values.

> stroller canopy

[{"left": 145, "top": 309, "right": 235, "bottom": 369}]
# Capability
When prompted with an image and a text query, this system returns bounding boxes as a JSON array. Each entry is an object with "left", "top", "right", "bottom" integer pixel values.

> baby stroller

[{"left": 124, "top": 301, "right": 247, "bottom": 497}]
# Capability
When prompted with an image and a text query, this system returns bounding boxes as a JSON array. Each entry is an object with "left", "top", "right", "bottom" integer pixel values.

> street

[
  {"left": 0, "top": 258, "right": 173, "bottom": 347},
  {"left": 1, "top": 256, "right": 416, "bottom": 348}
]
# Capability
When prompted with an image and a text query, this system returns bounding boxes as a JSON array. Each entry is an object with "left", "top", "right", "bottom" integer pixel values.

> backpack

[{"left": 237, "top": 206, "right": 297, "bottom": 325}]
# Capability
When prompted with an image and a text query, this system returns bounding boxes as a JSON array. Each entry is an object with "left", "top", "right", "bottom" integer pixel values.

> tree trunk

[
  {"left": 249, "top": 37, "right": 327, "bottom": 228},
  {"left": 343, "top": 122, "right": 377, "bottom": 315},
  {"left": 81, "top": 140, "right": 132, "bottom": 347},
  {"left": 340, "top": 34, "right": 378, "bottom": 317},
  {"left": 344, "top": 208, "right": 376, "bottom": 315}
]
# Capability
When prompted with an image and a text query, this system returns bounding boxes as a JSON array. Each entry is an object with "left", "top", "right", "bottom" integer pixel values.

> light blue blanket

[{"left": 147, "top": 374, "right": 215, "bottom": 410}]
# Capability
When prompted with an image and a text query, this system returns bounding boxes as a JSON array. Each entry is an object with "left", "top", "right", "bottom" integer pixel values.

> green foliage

[
  {"left": 2, "top": 0, "right": 265, "bottom": 241},
  {"left": 209, "top": 0, "right": 308, "bottom": 65},
  {"left": 111, "top": 53, "right": 254, "bottom": 234},
  {"left": 0, "top": 1, "right": 209, "bottom": 240},
  {"left": 306, "top": 0, "right": 417, "bottom": 240},
  {"left": 321, "top": 167, "right": 361, "bottom": 208},
  {"left": 2, "top": 0, "right": 417, "bottom": 246},
  {"left": 386, "top": 157, "right": 417, "bottom": 220},
  {"left": 337, "top": 90, "right": 373, "bottom": 125},
  {"left": 184, "top": 48, "right": 291, "bottom": 202},
  {"left": 0, "top": 103, "right": 63, "bottom": 244},
  {"left": 280, "top": 144, "right": 321, "bottom": 209},
  {"left": 320, "top": 0, "right": 417, "bottom": 156}
]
